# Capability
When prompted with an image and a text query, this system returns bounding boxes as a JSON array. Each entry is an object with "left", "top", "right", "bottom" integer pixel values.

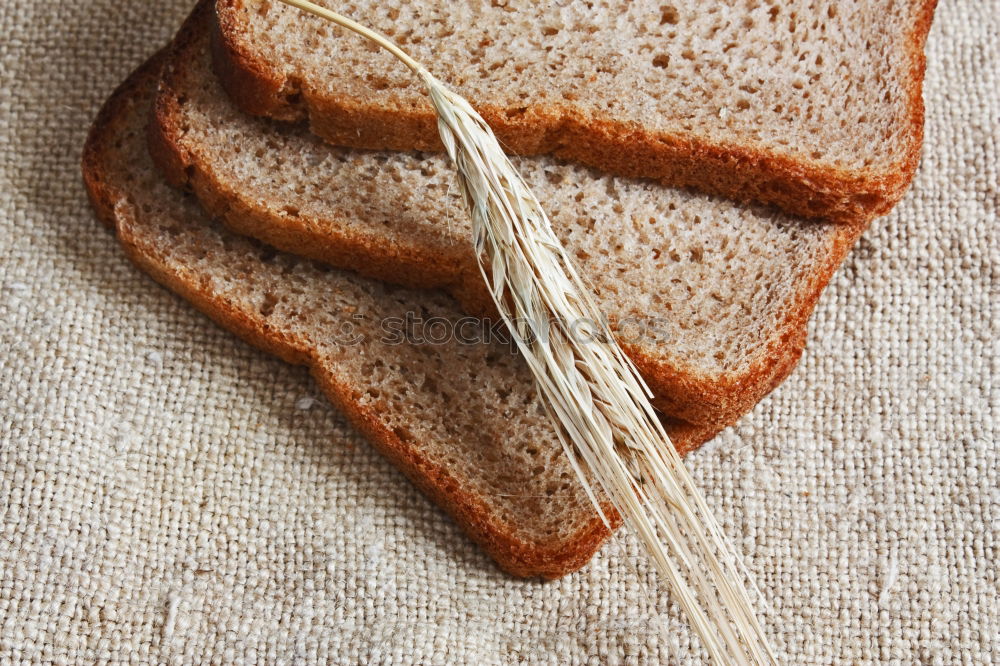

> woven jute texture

[{"left": 1, "top": 2, "right": 996, "bottom": 664}]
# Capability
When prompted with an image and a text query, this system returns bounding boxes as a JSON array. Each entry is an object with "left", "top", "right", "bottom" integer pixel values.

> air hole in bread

[
  {"left": 259, "top": 292, "right": 278, "bottom": 317},
  {"left": 660, "top": 5, "right": 679, "bottom": 24}
]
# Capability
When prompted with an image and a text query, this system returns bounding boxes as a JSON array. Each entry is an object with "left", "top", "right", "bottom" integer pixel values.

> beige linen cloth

[{"left": 0, "top": 1, "right": 996, "bottom": 663}]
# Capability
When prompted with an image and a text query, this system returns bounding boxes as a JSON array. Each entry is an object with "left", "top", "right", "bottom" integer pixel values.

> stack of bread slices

[{"left": 83, "top": 0, "right": 935, "bottom": 577}]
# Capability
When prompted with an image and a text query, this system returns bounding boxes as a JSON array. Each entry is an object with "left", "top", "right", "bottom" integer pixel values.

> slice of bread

[
  {"left": 150, "top": 6, "right": 868, "bottom": 430},
  {"left": 84, "top": 46, "right": 725, "bottom": 579},
  {"left": 212, "top": 0, "right": 936, "bottom": 222}
]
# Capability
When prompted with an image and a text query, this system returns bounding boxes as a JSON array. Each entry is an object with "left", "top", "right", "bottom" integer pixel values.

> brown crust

[
  {"left": 83, "top": 41, "right": 719, "bottom": 578},
  {"left": 211, "top": 0, "right": 937, "bottom": 223},
  {"left": 150, "top": 10, "right": 870, "bottom": 429}
]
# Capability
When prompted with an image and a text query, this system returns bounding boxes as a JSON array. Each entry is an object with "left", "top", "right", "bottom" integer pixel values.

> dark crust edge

[
  {"left": 211, "top": 0, "right": 938, "bottom": 223},
  {"left": 151, "top": 8, "right": 869, "bottom": 429},
  {"left": 83, "top": 42, "right": 719, "bottom": 579}
]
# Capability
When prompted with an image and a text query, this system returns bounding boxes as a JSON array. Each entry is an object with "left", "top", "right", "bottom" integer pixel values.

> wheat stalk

[{"left": 273, "top": 1, "right": 777, "bottom": 662}]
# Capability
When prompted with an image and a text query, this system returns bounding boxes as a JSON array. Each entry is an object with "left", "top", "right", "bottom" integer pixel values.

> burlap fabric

[{"left": 0, "top": 2, "right": 996, "bottom": 663}]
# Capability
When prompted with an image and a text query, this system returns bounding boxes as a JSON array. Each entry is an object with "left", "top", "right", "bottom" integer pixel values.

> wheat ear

[{"left": 273, "top": 1, "right": 777, "bottom": 662}]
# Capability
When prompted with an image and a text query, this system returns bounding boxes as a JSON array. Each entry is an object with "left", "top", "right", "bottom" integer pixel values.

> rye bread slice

[
  {"left": 211, "top": 0, "right": 936, "bottom": 222},
  {"left": 83, "top": 45, "right": 729, "bottom": 579},
  {"left": 150, "top": 5, "right": 868, "bottom": 430}
]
